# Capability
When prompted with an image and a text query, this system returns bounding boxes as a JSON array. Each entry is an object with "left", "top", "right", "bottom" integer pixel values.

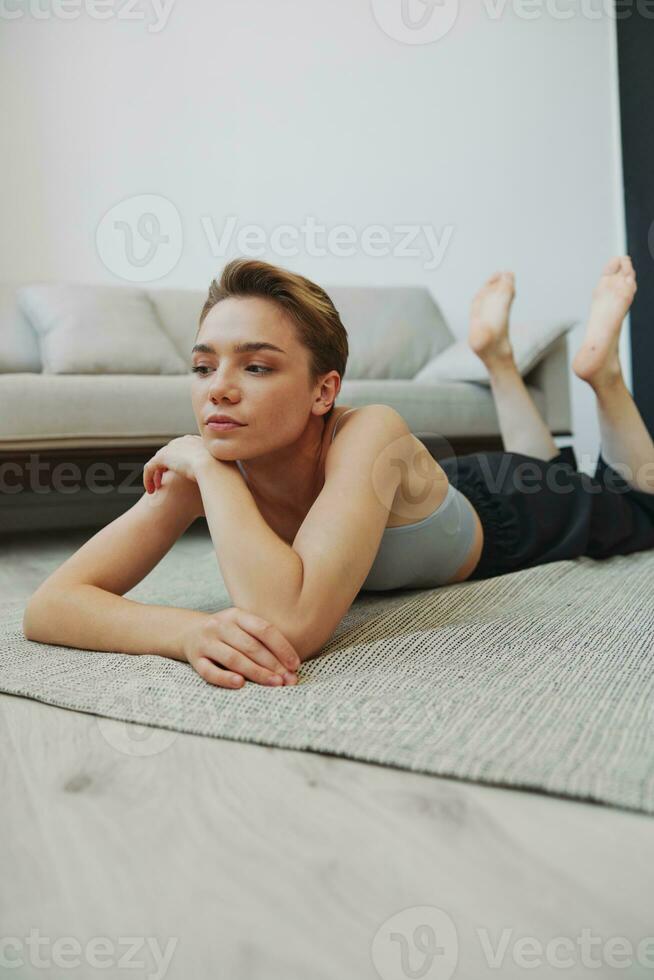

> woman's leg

[
  {"left": 468, "top": 271, "right": 559, "bottom": 460},
  {"left": 572, "top": 255, "right": 654, "bottom": 494}
]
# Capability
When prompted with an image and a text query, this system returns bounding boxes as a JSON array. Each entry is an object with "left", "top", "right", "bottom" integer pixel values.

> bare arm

[
  {"left": 22, "top": 470, "right": 301, "bottom": 686},
  {"left": 193, "top": 455, "right": 305, "bottom": 646},
  {"left": 22, "top": 471, "right": 206, "bottom": 658},
  {"left": 24, "top": 586, "right": 207, "bottom": 659}
]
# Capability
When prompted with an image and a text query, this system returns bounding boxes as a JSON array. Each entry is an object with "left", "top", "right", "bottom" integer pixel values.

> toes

[
  {"left": 473, "top": 270, "right": 515, "bottom": 312},
  {"left": 617, "top": 256, "right": 637, "bottom": 290},
  {"left": 620, "top": 255, "right": 634, "bottom": 277},
  {"left": 485, "top": 271, "right": 514, "bottom": 288}
]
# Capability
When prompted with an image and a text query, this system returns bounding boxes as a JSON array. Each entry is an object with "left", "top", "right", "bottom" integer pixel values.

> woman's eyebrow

[{"left": 191, "top": 341, "right": 286, "bottom": 355}]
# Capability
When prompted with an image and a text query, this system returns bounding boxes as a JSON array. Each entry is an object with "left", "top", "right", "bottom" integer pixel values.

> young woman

[{"left": 23, "top": 256, "right": 654, "bottom": 689}]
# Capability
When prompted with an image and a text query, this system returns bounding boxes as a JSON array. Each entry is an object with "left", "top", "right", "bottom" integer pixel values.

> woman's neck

[{"left": 237, "top": 410, "right": 341, "bottom": 515}]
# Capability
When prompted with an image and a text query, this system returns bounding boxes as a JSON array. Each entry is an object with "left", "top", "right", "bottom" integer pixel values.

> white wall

[{"left": 0, "top": 0, "right": 627, "bottom": 467}]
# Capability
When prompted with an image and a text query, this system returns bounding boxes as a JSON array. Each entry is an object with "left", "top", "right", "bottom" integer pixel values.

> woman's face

[{"left": 191, "top": 295, "right": 322, "bottom": 461}]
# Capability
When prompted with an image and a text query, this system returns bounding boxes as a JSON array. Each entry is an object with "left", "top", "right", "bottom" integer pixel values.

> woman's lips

[{"left": 206, "top": 421, "right": 244, "bottom": 431}]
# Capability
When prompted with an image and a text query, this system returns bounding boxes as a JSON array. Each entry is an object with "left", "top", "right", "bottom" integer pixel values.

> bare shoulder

[
  {"left": 325, "top": 403, "right": 452, "bottom": 528},
  {"left": 325, "top": 404, "right": 411, "bottom": 475},
  {"left": 331, "top": 403, "right": 407, "bottom": 432}
]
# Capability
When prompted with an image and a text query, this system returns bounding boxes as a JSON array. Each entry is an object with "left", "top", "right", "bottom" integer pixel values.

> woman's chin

[
  {"left": 200, "top": 429, "right": 243, "bottom": 462},
  {"left": 206, "top": 442, "right": 236, "bottom": 462}
]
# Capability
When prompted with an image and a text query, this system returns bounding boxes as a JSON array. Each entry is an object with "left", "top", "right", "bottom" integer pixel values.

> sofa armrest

[{"left": 522, "top": 334, "right": 572, "bottom": 435}]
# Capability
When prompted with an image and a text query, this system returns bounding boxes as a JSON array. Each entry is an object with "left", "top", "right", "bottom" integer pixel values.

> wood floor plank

[{"left": 2, "top": 693, "right": 653, "bottom": 980}]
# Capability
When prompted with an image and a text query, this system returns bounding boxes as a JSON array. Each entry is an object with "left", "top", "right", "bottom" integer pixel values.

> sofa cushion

[
  {"left": 148, "top": 284, "right": 454, "bottom": 379},
  {"left": 147, "top": 287, "right": 206, "bottom": 366},
  {"left": 0, "top": 284, "right": 42, "bottom": 372},
  {"left": 0, "top": 374, "right": 545, "bottom": 449},
  {"left": 0, "top": 374, "right": 198, "bottom": 447},
  {"left": 338, "top": 379, "right": 546, "bottom": 440},
  {"left": 327, "top": 287, "right": 453, "bottom": 379},
  {"left": 413, "top": 320, "right": 577, "bottom": 384},
  {"left": 17, "top": 283, "right": 188, "bottom": 375}
]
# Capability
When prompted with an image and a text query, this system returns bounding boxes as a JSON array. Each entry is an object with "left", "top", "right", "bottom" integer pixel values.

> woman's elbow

[
  {"left": 22, "top": 586, "right": 60, "bottom": 642},
  {"left": 23, "top": 593, "right": 44, "bottom": 641},
  {"left": 23, "top": 602, "right": 40, "bottom": 641}
]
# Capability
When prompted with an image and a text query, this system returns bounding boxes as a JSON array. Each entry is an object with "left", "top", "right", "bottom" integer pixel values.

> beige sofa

[{"left": 0, "top": 280, "right": 573, "bottom": 532}]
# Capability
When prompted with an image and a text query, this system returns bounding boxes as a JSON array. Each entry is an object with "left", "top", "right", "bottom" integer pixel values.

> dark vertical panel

[{"left": 615, "top": 15, "right": 654, "bottom": 435}]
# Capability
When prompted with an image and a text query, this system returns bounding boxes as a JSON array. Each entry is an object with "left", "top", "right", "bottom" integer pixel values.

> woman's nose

[{"left": 207, "top": 370, "right": 238, "bottom": 400}]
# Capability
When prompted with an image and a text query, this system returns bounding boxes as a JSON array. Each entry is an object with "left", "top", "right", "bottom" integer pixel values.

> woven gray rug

[{"left": 2, "top": 536, "right": 654, "bottom": 815}]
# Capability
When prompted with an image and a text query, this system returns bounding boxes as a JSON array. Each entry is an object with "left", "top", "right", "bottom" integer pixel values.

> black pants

[{"left": 439, "top": 446, "right": 654, "bottom": 581}]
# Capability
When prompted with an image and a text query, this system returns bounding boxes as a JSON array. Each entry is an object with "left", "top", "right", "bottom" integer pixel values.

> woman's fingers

[
  {"left": 193, "top": 611, "right": 300, "bottom": 688},
  {"left": 226, "top": 621, "right": 296, "bottom": 677},
  {"left": 143, "top": 459, "right": 156, "bottom": 493},
  {"left": 194, "top": 656, "right": 246, "bottom": 689},
  {"left": 143, "top": 458, "right": 166, "bottom": 494},
  {"left": 205, "top": 640, "right": 290, "bottom": 686},
  {"left": 233, "top": 609, "right": 302, "bottom": 672}
]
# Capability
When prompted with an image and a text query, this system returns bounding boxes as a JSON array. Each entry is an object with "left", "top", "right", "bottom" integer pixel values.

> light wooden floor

[{"left": 2, "top": 529, "right": 653, "bottom": 980}]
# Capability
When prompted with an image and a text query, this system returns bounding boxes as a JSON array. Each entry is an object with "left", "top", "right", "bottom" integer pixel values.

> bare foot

[
  {"left": 469, "top": 271, "right": 516, "bottom": 365},
  {"left": 572, "top": 256, "right": 637, "bottom": 388}
]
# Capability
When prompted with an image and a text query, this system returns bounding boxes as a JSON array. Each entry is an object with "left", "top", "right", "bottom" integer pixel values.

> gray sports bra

[{"left": 329, "top": 408, "right": 479, "bottom": 591}]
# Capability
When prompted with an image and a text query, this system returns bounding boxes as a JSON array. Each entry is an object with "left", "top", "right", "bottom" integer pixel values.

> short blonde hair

[{"left": 199, "top": 258, "right": 349, "bottom": 419}]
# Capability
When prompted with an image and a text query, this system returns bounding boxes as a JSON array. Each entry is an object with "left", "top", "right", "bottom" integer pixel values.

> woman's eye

[{"left": 191, "top": 364, "right": 272, "bottom": 376}]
